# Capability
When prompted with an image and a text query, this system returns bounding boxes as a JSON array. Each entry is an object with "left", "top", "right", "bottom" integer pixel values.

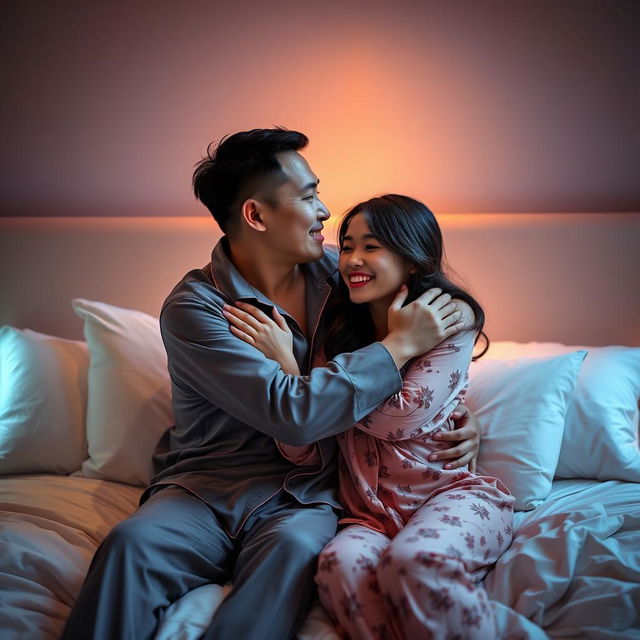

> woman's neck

[{"left": 369, "top": 299, "right": 391, "bottom": 342}]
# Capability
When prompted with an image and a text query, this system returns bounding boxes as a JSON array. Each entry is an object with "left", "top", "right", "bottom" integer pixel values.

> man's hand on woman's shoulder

[
  {"left": 454, "top": 299, "right": 476, "bottom": 331},
  {"left": 382, "top": 287, "right": 467, "bottom": 368}
]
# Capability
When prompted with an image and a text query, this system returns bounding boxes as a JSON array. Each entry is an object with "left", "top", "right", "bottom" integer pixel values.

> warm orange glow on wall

[{"left": 1, "top": 2, "right": 639, "bottom": 217}]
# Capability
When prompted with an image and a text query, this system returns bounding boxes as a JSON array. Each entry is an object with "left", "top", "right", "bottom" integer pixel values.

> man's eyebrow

[{"left": 301, "top": 179, "right": 319, "bottom": 192}]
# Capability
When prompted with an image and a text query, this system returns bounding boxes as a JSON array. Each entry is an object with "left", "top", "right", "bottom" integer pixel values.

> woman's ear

[
  {"left": 408, "top": 265, "right": 417, "bottom": 275},
  {"left": 240, "top": 199, "right": 267, "bottom": 232}
]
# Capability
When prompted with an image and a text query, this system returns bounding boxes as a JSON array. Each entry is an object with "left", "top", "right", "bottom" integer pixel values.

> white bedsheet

[
  {"left": 0, "top": 474, "right": 142, "bottom": 639},
  {"left": 1, "top": 476, "right": 638, "bottom": 639},
  {"left": 0, "top": 473, "right": 336, "bottom": 640},
  {"left": 486, "top": 479, "right": 640, "bottom": 639}
]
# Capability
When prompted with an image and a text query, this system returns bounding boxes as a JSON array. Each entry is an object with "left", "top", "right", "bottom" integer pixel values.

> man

[{"left": 62, "top": 128, "right": 479, "bottom": 640}]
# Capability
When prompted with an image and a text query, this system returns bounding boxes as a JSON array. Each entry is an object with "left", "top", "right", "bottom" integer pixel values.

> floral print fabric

[
  {"left": 317, "top": 329, "right": 515, "bottom": 638},
  {"left": 316, "top": 477, "right": 513, "bottom": 639}
]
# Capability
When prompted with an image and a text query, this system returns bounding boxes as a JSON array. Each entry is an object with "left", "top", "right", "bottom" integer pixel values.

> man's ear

[{"left": 240, "top": 198, "right": 267, "bottom": 232}]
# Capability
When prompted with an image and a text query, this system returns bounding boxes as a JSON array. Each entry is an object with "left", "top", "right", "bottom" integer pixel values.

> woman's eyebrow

[{"left": 343, "top": 233, "right": 378, "bottom": 241}]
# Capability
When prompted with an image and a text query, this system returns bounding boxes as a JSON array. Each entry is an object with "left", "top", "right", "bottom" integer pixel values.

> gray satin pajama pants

[{"left": 61, "top": 485, "right": 338, "bottom": 640}]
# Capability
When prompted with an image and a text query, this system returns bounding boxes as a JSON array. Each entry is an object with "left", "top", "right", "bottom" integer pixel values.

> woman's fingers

[
  {"left": 229, "top": 325, "right": 255, "bottom": 345},
  {"left": 272, "top": 307, "right": 290, "bottom": 332},
  {"left": 234, "top": 301, "right": 273, "bottom": 324},
  {"left": 223, "top": 304, "right": 271, "bottom": 330},
  {"left": 222, "top": 307, "right": 261, "bottom": 337},
  {"left": 223, "top": 304, "right": 259, "bottom": 325}
]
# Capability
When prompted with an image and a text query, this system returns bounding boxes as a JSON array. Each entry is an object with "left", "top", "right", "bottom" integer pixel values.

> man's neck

[{"left": 227, "top": 240, "right": 304, "bottom": 304}]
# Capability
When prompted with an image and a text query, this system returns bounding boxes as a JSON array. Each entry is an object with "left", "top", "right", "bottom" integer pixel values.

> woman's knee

[
  {"left": 378, "top": 545, "right": 466, "bottom": 592},
  {"left": 316, "top": 540, "right": 357, "bottom": 577}
]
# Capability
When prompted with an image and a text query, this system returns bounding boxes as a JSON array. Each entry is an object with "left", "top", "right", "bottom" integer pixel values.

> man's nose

[{"left": 317, "top": 198, "right": 330, "bottom": 220}]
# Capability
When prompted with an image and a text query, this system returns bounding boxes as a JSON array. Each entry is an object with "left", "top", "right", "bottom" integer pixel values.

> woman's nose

[{"left": 348, "top": 251, "right": 364, "bottom": 267}]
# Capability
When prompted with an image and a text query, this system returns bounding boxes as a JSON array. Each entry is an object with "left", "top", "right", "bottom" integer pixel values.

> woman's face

[{"left": 339, "top": 212, "right": 414, "bottom": 306}]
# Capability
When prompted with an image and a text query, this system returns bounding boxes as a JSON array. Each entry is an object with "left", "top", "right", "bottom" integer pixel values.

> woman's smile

[
  {"left": 339, "top": 213, "right": 413, "bottom": 304},
  {"left": 347, "top": 272, "right": 374, "bottom": 288}
]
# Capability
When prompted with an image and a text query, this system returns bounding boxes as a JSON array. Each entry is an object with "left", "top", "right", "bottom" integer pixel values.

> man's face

[{"left": 260, "top": 151, "right": 330, "bottom": 264}]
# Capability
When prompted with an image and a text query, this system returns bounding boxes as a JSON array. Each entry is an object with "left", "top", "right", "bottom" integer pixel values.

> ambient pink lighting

[{"left": 1, "top": 2, "right": 638, "bottom": 218}]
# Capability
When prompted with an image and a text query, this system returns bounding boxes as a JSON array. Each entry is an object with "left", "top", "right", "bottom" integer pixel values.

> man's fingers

[
  {"left": 443, "top": 310, "right": 464, "bottom": 328},
  {"left": 468, "top": 457, "right": 477, "bottom": 474},
  {"left": 429, "top": 439, "right": 473, "bottom": 460},
  {"left": 414, "top": 287, "right": 442, "bottom": 305},
  {"left": 451, "top": 404, "right": 470, "bottom": 421},
  {"left": 431, "top": 292, "right": 452, "bottom": 310},
  {"left": 439, "top": 302, "right": 459, "bottom": 319},
  {"left": 429, "top": 443, "right": 474, "bottom": 467},
  {"left": 389, "top": 285, "right": 408, "bottom": 310},
  {"left": 442, "top": 451, "right": 475, "bottom": 470},
  {"left": 432, "top": 426, "right": 476, "bottom": 442},
  {"left": 442, "top": 320, "right": 467, "bottom": 339}
]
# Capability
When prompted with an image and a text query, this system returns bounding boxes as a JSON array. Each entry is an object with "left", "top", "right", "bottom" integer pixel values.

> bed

[{"left": 1, "top": 213, "right": 639, "bottom": 639}]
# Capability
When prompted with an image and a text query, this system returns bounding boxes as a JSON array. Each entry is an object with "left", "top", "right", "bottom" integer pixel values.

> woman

[{"left": 225, "top": 195, "right": 514, "bottom": 639}]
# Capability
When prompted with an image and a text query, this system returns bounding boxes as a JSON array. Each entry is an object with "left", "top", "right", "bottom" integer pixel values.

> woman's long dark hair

[{"left": 323, "top": 194, "right": 489, "bottom": 361}]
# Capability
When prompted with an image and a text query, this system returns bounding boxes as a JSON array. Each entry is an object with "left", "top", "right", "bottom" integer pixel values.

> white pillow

[
  {"left": 466, "top": 351, "right": 587, "bottom": 510},
  {"left": 72, "top": 299, "right": 173, "bottom": 486},
  {"left": 486, "top": 342, "right": 640, "bottom": 481},
  {"left": 0, "top": 326, "right": 89, "bottom": 474}
]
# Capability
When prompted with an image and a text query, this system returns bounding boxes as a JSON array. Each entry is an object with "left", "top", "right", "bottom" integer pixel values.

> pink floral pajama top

[{"left": 279, "top": 329, "right": 513, "bottom": 538}]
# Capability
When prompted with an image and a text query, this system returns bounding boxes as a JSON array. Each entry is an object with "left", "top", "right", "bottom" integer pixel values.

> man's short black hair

[{"left": 192, "top": 127, "right": 309, "bottom": 233}]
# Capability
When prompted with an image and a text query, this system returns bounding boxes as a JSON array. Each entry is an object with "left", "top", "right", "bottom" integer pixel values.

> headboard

[{"left": 1, "top": 213, "right": 638, "bottom": 345}]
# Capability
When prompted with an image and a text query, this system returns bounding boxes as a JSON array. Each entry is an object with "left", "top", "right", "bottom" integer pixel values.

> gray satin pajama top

[{"left": 142, "top": 238, "right": 402, "bottom": 537}]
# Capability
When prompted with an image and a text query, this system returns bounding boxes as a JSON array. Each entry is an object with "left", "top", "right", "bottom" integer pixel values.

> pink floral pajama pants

[{"left": 315, "top": 487, "right": 514, "bottom": 640}]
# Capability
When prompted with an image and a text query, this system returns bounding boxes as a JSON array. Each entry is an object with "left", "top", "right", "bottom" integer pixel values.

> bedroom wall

[
  {"left": 1, "top": 2, "right": 638, "bottom": 346},
  {"left": 1, "top": 0, "right": 639, "bottom": 219},
  {"left": 1, "top": 214, "right": 638, "bottom": 346}
]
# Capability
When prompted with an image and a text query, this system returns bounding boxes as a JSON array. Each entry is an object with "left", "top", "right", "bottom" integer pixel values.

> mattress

[
  {"left": 0, "top": 475, "right": 142, "bottom": 639},
  {"left": 1, "top": 475, "right": 638, "bottom": 639}
]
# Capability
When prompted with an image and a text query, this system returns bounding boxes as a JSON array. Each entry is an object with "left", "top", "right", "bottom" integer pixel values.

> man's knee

[
  {"left": 101, "top": 514, "right": 160, "bottom": 556},
  {"left": 256, "top": 511, "right": 329, "bottom": 570},
  {"left": 270, "top": 524, "right": 329, "bottom": 564}
]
